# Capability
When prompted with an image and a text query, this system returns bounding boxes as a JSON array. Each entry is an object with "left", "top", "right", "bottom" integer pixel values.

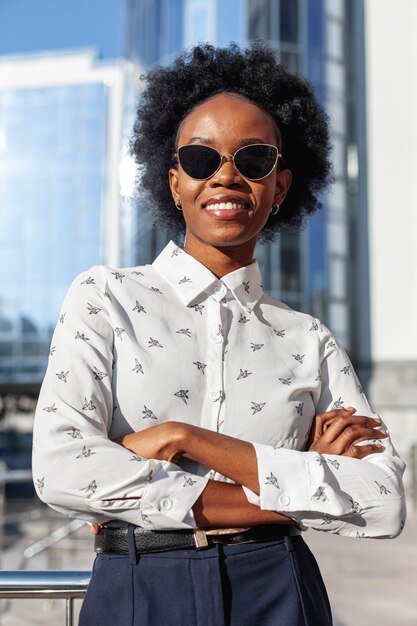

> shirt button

[
  {"left": 278, "top": 494, "right": 290, "bottom": 506},
  {"left": 160, "top": 498, "right": 173, "bottom": 511}
]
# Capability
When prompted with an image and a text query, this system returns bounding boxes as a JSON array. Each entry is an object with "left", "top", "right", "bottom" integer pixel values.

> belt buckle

[
  {"left": 193, "top": 527, "right": 251, "bottom": 549},
  {"left": 193, "top": 529, "right": 209, "bottom": 549}
]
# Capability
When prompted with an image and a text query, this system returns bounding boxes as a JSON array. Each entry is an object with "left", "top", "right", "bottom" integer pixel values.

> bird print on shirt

[
  {"left": 265, "top": 472, "right": 279, "bottom": 489},
  {"left": 310, "top": 321, "right": 319, "bottom": 331},
  {"left": 237, "top": 369, "right": 252, "bottom": 380},
  {"left": 213, "top": 390, "right": 225, "bottom": 404},
  {"left": 114, "top": 328, "right": 125, "bottom": 340},
  {"left": 279, "top": 378, "right": 292, "bottom": 386},
  {"left": 87, "top": 303, "right": 101, "bottom": 315},
  {"left": 150, "top": 286, "right": 163, "bottom": 294},
  {"left": 59, "top": 313, "right": 66, "bottom": 323},
  {"left": 76, "top": 446, "right": 96, "bottom": 458},
  {"left": 36, "top": 478, "right": 45, "bottom": 494},
  {"left": 243, "top": 280, "right": 250, "bottom": 293},
  {"left": 81, "top": 277, "right": 95, "bottom": 285},
  {"left": 174, "top": 390, "right": 189, "bottom": 404},
  {"left": 179, "top": 276, "right": 192, "bottom": 284},
  {"left": 332, "top": 397, "right": 344, "bottom": 409},
  {"left": 171, "top": 246, "right": 182, "bottom": 258},
  {"left": 142, "top": 406, "right": 157, "bottom": 420},
  {"left": 176, "top": 328, "right": 192, "bottom": 337},
  {"left": 67, "top": 428, "right": 82, "bottom": 439},
  {"left": 350, "top": 498, "right": 362, "bottom": 513},
  {"left": 133, "top": 301, "right": 146, "bottom": 314},
  {"left": 148, "top": 337, "right": 163, "bottom": 348},
  {"left": 92, "top": 366, "right": 107, "bottom": 380},
  {"left": 251, "top": 401, "right": 266, "bottom": 415},
  {"left": 193, "top": 361, "right": 207, "bottom": 374},
  {"left": 239, "top": 314, "right": 250, "bottom": 323},
  {"left": 111, "top": 272, "right": 125, "bottom": 283},
  {"left": 250, "top": 343, "right": 264, "bottom": 351},
  {"left": 183, "top": 475, "right": 197, "bottom": 487},
  {"left": 81, "top": 480, "right": 97, "bottom": 495},
  {"left": 82, "top": 398, "right": 96, "bottom": 411},
  {"left": 295, "top": 402, "right": 304, "bottom": 416},
  {"left": 273, "top": 329, "right": 286, "bottom": 337},
  {"left": 75, "top": 331, "right": 90, "bottom": 341},
  {"left": 326, "top": 340, "right": 337, "bottom": 350},
  {"left": 130, "top": 454, "right": 145, "bottom": 462},
  {"left": 49, "top": 346, "right": 56, "bottom": 356},
  {"left": 132, "top": 359, "right": 144, "bottom": 374},
  {"left": 56, "top": 371, "right": 69, "bottom": 383},
  {"left": 292, "top": 354, "right": 305, "bottom": 364},
  {"left": 340, "top": 365, "right": 351, "bottom": 375},
  {"left": 314, "top": 486, "right": 327, "bottom": 502},
  {"left": 131, "top": 269, "right": 145, "bottom": 276},
  {"left": 192, "top": 304, "right": 204, "bottom": 314},
  {"left": 375, "top": 481, "right": 391, "bottom": 495},
  {"left": 43, "top": 403, "right": 57, "bottom": 413}
]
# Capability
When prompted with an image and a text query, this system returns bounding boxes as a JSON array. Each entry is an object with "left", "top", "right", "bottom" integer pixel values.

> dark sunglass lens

[
  {"left": 178, "top": 145, "right": 221, "bottom": 179},
  {"left": 235, "top": 145, "right": 277, "bottom": 179}
]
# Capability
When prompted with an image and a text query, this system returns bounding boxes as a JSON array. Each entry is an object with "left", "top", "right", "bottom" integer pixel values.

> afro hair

[{"left": 131, "top": 41, "right": 332, "bottom": 241}]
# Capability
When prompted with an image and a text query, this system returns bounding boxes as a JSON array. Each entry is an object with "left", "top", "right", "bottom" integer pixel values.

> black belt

[{"left": 94, "top": 524, "right": 301, "bottom": 555}]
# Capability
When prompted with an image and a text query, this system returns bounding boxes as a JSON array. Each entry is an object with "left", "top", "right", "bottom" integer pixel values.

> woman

[{"left": 33, "top": 43, "right": 406, "bottom": 626}]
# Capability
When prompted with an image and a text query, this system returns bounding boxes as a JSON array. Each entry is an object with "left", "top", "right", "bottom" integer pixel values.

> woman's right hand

[{"left": 307, "top": 407, "right": 387, "bottom": 458}]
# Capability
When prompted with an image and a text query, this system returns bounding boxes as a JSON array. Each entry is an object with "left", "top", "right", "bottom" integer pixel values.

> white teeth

[{"left": 207, "top": 202, "right": 247, "bottom": 210}]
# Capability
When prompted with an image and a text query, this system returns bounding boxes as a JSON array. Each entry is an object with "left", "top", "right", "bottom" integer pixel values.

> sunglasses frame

[{"left": 173, "top": 143, "right": 282, "bottom": 181}]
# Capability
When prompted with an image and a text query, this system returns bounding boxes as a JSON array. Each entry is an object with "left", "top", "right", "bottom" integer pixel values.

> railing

[{"left": 0, "top": 570, "right": 91, "bottom": 626}]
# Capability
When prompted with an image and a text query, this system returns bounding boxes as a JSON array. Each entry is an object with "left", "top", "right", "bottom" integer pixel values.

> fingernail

[{"left": 373, "top": 416, "right": 382, "bottom": 422}]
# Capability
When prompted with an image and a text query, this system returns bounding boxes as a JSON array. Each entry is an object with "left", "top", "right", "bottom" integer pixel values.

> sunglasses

[{"left": 174, "top": 143, "right": 281, "bottom": 181}]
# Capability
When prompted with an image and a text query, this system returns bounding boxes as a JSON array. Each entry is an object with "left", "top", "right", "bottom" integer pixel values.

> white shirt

[{"left": 33, "top": 241, "right": 406, "bottom": 536}]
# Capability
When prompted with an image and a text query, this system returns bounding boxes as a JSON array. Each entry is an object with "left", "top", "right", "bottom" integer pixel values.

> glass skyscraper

[{"left": 0, "top": 49, "right": 130, "bottom": 386}]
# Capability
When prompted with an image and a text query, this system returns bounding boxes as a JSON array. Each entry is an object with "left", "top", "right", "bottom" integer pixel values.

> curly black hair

[{"left": 131, "top": 41, "right": 332, "bottom": 241}]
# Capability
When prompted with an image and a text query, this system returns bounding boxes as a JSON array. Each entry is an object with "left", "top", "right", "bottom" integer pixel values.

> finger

[
  {"left": 322, "top": 414, "right": 381, "bottom": 444},
  {"left": 333, "top": 427, "right": 387, "bottom": 455},
  {"left": 90, "top": 523, "right": 102, "bottom": 535},
  {"left": 314, "top": 407, "right": 356, "bottom": 437},
  {"left": 344, "top": 442, "right": 385, "bottom": 459}
]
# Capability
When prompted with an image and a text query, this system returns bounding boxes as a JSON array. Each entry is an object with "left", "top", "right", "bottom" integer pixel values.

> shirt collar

[{"left": 152, "top": 241, "right": 264, "bottom": 313}]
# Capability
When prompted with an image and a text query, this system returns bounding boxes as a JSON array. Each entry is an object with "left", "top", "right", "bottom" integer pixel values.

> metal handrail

[{"left": 0, "top": 570, "right": 91, "bottom": 626}]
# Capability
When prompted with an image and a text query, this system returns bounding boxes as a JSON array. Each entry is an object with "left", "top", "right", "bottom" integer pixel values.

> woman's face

[{"left": 169, "top": 92, "right": 292, "bottom": 254}]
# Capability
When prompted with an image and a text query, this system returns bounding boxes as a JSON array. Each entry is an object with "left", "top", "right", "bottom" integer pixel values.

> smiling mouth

[{"left": 203, "top": 201, "right": 251, "bottom": 211}]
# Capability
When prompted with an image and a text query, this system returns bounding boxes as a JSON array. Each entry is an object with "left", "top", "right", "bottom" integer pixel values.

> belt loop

[
  {"left": 284, "top": 536, "right": 294, "bottom": 552},
  {"left": 128, "top": 524, "right": 138, "bottom": 565}
]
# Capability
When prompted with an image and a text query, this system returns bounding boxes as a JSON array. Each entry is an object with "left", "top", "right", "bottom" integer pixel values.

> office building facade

[{"left": 0, "top": 49, "right": 130, "bottom": 386}]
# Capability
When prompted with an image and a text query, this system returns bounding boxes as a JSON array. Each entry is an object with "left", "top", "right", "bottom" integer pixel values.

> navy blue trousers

[{"left": 79, "top": 533, "right": 332, "bottom": 625}]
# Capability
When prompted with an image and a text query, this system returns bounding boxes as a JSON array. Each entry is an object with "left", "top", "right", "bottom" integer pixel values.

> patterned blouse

[{"left": 32, "top": 241, "right": 406, "bottom": 537}]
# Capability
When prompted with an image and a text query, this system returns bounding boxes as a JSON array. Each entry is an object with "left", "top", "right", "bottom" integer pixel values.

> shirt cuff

[
  {"left": 252, "top": 443, "right": 353, "bottom": 516},
  {"left": 140, "top": 461, "right": 209, "bottom": 530}
]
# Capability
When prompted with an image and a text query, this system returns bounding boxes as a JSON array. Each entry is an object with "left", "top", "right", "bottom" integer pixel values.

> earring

[
  {"left": 271, "top": 204, "right": 280, "bottom": 215},
  {"left": 176, "top": 202, "right": 182, "bottom": 211}
]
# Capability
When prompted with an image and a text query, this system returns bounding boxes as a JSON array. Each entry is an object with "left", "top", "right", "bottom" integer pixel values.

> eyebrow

[{"left": 187, "top": 137, "right": 271, "bottom": 146}]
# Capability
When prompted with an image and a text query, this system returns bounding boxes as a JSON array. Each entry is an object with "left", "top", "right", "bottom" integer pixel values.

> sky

[{"left": 0, "top": 0, "right": 125, "bottom": 58}]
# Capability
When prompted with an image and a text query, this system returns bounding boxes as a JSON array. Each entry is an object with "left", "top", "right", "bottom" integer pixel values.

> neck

[{"left": 183, "top": 236, "right": 256, "bottom": 278}]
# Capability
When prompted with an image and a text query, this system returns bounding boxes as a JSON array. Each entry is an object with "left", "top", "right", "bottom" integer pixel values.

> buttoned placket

[{"left": 199, "top": 282, "right": 228, "bottom": 434}]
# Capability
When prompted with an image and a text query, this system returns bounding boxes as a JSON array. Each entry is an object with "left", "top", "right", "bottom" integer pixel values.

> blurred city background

[{"left": 0, "top": 0, "right": 416, "bottom": 624}]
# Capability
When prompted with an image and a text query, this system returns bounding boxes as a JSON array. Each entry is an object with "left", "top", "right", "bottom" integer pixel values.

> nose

[{"left": 210, "top": 154, "right": 242, "bottom": 186}]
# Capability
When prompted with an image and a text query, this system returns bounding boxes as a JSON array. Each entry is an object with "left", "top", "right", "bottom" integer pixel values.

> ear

[
  {"left": 274, "top": 169, "right": 292, "bottom": 205},
  {"left": 169, "top": 167, "right": 180, "bottom": 205}
]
